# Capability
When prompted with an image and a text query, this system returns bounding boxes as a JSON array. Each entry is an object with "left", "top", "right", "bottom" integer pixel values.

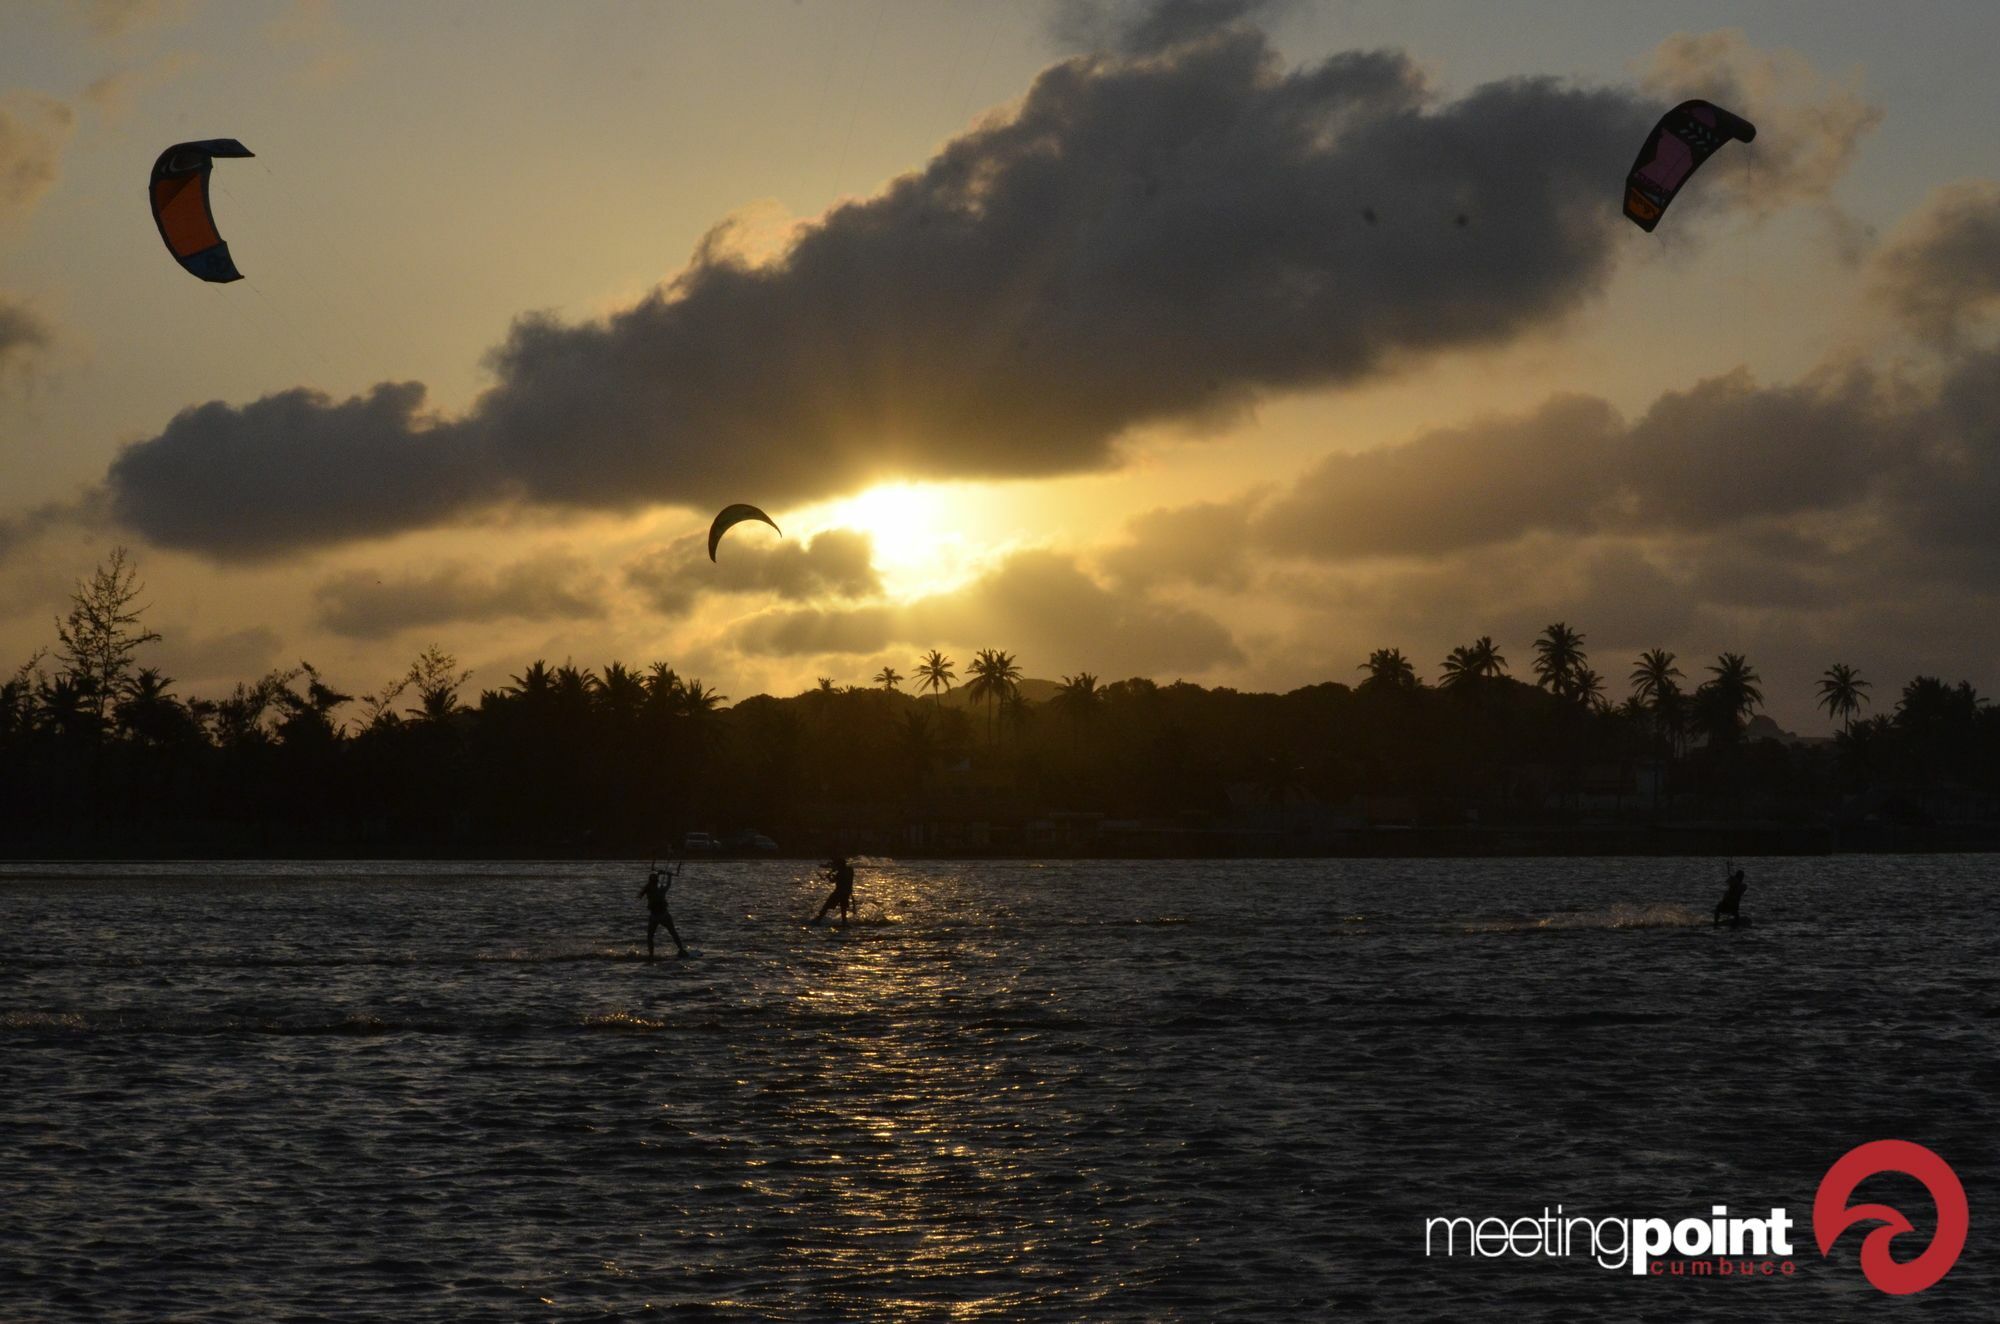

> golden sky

[{"left": 4, "top": 0, "right": 2000, "bottom": 730}]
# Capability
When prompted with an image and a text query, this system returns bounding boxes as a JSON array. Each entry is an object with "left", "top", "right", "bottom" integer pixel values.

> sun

[{"left": 813, "top": 482, "right": 974, "bottom": 597}]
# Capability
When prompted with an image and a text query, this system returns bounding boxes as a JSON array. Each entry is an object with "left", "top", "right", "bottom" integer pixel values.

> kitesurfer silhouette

[
  {"left": 812, "top": 856, "right": 856, "bottom": 926},
  {"left": 1713, "top": 867, "right": 1747, "bottom": 927},
  {"left": 639, "top": 864, "right": 688, "bottom": 959}
]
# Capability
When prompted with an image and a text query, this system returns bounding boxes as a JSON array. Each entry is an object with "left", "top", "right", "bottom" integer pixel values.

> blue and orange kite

[{"left": 149, "top": 139, "right": 255, "bottom": 283}]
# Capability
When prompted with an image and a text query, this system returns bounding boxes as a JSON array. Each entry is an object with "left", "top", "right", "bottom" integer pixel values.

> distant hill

[
  {"left": 1744, "top": 714, "right": 1833, "bottom": 747},
  {"left": 923, "top": 677, "right": 1062, "bottom": 708}
]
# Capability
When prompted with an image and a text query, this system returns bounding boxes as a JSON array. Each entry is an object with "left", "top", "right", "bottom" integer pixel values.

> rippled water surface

[{"left": 3, "top": 857, "right": 1995, "bottom": 1320}]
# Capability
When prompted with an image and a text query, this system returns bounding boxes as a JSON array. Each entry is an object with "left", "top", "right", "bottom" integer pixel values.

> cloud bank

[
  {"left": 313, "top": 552, "right": 609, "bottom": 640},
  {"left": 98, "top": 27, "right": 1689, "bottom": 561},
  {"left": 733, "top": 549, "right": 1242, "bottom": 677},
  {"left": 625, "top": 528, "right": 880, "bottom": 617},
  {"left": 1872, "top": 181, "right": 2000, "bottom": 347}
]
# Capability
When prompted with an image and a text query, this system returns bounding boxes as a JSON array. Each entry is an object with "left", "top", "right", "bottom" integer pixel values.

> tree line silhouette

[{"left": 3, "top": 551, "right": 1997, "bottom": 856}]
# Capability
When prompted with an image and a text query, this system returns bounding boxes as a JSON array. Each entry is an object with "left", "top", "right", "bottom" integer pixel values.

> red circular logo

[{"left": 1813, "top": 1140, "right": 1969, "bottom": 1295}]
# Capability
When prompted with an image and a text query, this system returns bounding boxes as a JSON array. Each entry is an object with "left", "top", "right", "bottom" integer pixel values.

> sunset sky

[{"left": 4, "top": 0, "right": 2000, "bottom": 730}]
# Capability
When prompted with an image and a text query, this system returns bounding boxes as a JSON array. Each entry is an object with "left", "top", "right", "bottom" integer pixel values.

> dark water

[{"left": 2, "top": 857, "right": 1993, "bottom": 1321}]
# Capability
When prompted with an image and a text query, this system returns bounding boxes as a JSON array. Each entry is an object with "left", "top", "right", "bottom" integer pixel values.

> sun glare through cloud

[{"left": 809, "top": 481, "right": 982, "bottom": 598}]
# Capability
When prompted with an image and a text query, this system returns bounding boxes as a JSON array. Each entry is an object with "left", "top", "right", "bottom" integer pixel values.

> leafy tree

[
  {"left": 53, "top": 547, "right": 161, "bottom": 729},
  {"left": 0, "top": 652, "right": 44, "bottom": 744},
  {"left": 404, "top": 645, "right": 473, "bottom": 722}
]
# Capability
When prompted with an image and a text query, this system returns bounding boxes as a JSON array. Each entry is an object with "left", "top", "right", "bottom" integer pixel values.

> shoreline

[{"left": 4, "top": 824, "right": 1998, "bottom": 863}]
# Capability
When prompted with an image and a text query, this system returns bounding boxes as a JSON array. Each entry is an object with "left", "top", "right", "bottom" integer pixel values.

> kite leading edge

[{"left": 708, "top": 503, "right": 782, "bottom": 561}]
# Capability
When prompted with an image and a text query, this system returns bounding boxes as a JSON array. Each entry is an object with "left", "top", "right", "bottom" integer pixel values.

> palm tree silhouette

[
  {"left": 1696, "top": 652, "right": 1763, "bottom": 744},
  {"left": 1440, "top": 636, "right": 1505, "bottom": 688},
  {"left": 1817, "top": 663, "right": 1870, "bottom": 733},
  {"left": 1000, "top": 687, "right": 1032, "bottom": 743},
  {"left": 1358, "top": 648, "right": 1418, "bottom": 691},
  {"left": 680, "top": 679, "right": 728, "bottom": 717},
  {"left": 1468, "top": 636, "right": 1507, "bottom": 678},
  {"left": 966, "top": 648, "right": 1022, "bottom": 743},
  {"left": 644, "top": 661, "right": 682, "bottom": 704},
  {"left": 506, "top": 660, "right": 557, "bottom": 700},
  {"left": 1654, "top": 684, "right": 1689, "bottom": 759},
  {"left": 874, "top": 666, "right": 904, "bottom": 691},
  {"left": 593, "top": 662, "right": 647, "bottom": 725},
  {"left": 1055, "top": 672, "right": 1101, "bottom": 748},
  {"left": 1055, "top": 671, "right": 1101, "bottom": 715},
  {"left": 916, "top": 650, "right": 956, "bottom": 706},
  {"left": 1572, "top": 667, "right": 1609, "bottom": 714},
  {"left": 1532, "top": 623, "right": 1587, "bottom": 700},
  {"left": 1629, "top": 649, "right": 1685, "bottom": 758},
  {"left": 115, "top": 666, "right": 192, "bottom": 746},
  {"left": 1439, "top": 645, "right": 1481, "bottom": 690},
  {"left": 1629, "top": 649, "right": 1682, "bottom": 707}
]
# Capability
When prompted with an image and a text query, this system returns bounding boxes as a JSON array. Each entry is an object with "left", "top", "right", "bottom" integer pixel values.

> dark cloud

[
  {"left": 106, "top": 384, "right": 486, "bottom": 559},
  {"left": 1161, "top": 366, "right": 1912, "bottom": 570},
  {"left": 625, "top": 527, "right": 881, "bottom": 616},
  {"left": 1872, "top": 181, "right": 2000, "bottom": 347},
  {"left": 1257, "top": 394, "right": 1621, "bottom": 557},
  {"left": 98, "top": 29, "right": 1664, "bottom": 561},
  {"left": 0, "top": 298, "right": 52, "bottom": 375},
  {"left": 1101, "top": 492, "right": 1262, "bottom": 589},
  {"left": 1621, "top": 367, "right": 1903, "bottom": 529},
  {"left": 1885, "top": 348, "right": 2000, "bottom": 563},
  {"left": 1509, "top": 544, "right": 1699, "bottom": 651},
  {"left": 312, "top": 553, "right": 609, "bottom": 640},
  {"left": 1686, "top": 544, "right": 1839, "bottom": 611},
  {"left": 1048, "top": 0, "right": 1290, "bottom": 56},
  {"left": 0, "top": 96, "right": 68, "bottom": 388},
  {"left": 0, "top": 92, "right": 72, "bottom": 223},
  {"left": 735, "top": 549, "right": 1241, "bottom": 675},
  {"left": 735, "top": 604, "right": 899, "bottom": 659}
]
